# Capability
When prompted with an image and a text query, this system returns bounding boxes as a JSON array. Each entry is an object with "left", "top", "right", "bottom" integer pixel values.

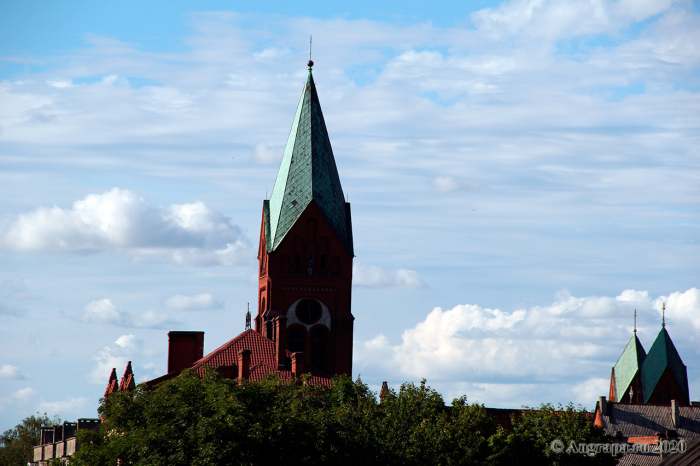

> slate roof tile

[
  {"left": 641, "top": 328, "right": 689, "bottom": 403},
  {"left": 267, "top": 68, "right": 352, "bottom": 255}
]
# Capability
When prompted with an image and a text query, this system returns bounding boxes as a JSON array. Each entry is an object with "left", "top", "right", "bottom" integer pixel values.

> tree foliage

[
  {"left": 0, "top": 413, "right": 61, "bottom": 466},
  {"left": 71, "top": 371, "right": 615, "bottom": 466},
  {"left": 494, "top": 403, "right": 617, "bottom": 466}
]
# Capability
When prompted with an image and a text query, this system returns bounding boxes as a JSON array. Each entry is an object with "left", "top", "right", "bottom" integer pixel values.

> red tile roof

[
  {"left": 191, "top": 330, "right": 276, "bottom": 374},
  {"left": 148, "top": 329, "right": 332, "bottom": 387}
]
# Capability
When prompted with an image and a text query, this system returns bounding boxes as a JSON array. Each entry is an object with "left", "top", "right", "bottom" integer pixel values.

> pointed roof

[
  {"left": 612, "top": 334, "right": 646, "bottom": 402},
  {"left": 267, "top": 65, "right": 353, "bottom": 254},
  {"left": 104, "top": 368, "right": 118, "bottom": 397},
  {"left": 118, "top": 361, "right": 135, "bottom": 392},
  {"left": 641, "top": 327, "right": 689, "bottom": 403}
]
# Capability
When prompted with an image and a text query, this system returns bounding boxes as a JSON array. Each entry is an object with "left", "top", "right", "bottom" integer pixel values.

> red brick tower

[{"left": 255, "top": 61, "right": 354, "bottom": 376}]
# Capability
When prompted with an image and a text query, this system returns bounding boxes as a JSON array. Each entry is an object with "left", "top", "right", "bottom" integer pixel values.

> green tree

[
  {"left": 0, "top": 413, "right": 61, "bottom": 466},
  {"left": 373, "top": 380, "right": 502, "bottom": 465},
  {"left": 73, "top": 370, "right": 375, "bottom": 466},
  {"left": 493, "top": 403, "right": 617, "bottom": 466},
  {"left": 72, "top": 372, "right": 617, "bottom": 466}
]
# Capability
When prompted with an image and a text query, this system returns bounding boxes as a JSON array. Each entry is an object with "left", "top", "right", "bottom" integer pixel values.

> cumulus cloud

[
  {"left": 353, "top": 263, "right": 427, "bottom": 289},
  {"left": 0, "top": 364, "right": 29, "bottom": 380},
  {"left": 163, "top": 293, "right": 223, "bottom": 311},
  {"left": 0, "top": 189, "right": 251, "bottom": 266},
  {"left": 430, "top": 176, "right": 486, "bottom": 194},
  {"left": 82, "top": 298, "right": 126, "bottom": 325},
  {"left": 81, "top": 298, "right": 182, "bottom": 329},
  {"left": 654, "top": 288, "right": 700, "bottom": 330},
  {"left": 355, "top": 288, "right": 698, "bottom": 407},
  {"left": 89, "top": 334, "right": 145, "bottom": 384}
]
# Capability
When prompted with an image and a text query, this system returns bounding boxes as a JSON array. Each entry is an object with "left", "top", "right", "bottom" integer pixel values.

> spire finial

[
  {"left": 634, "top": 309, "right": 637, "bottom": 333},
  {"left": 308, "top": 36, "right": 314, "bottom": 70},
  {"left": 662, "top": 302, "right": 666, "bottom": 327},
  {"left": 245, "top": 303, "right": 251, "bottom": 330}
]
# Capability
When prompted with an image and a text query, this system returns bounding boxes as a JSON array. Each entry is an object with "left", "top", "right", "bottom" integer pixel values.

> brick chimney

[
  {"left": 167, "top": 331, "right": 204, "bottom": 374},
  {"left": 238, "top": 349, "right": 252, "bottom": 380},
  {"left": 291, "top": 352, "right": 304, "bottom": 377},
  {"left": 275, "top": 317, "right": 287, "bottom": 368}
]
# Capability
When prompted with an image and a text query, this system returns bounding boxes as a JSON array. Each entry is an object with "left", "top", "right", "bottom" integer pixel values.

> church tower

[
  {"left": 255, "top": 61, "right": 354, "bottom": 377},
  {"left": 608, "top": 308, "right": 690, "bottom": 405}
]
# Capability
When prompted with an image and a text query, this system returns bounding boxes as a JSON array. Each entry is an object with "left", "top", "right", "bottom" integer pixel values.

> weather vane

[
  {"left": 662, "top": 302, "right": 666, "bottom": 327},
  {"left": 308, "top": 36, "right": 314, "bottom": 69},
  {"left": 634, "top": 309, "right": 636, "bottom": 333}
]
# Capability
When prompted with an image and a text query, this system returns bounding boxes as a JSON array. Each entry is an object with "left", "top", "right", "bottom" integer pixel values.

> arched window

[
  {"left": 288, "top": 327, "right": 305, "bottom": 354},
  {"left": 307, "top": 253, "right": 313, "bottom": 276},
  {"left": 294, "top": 253, "right": 301, "bottom": 274},
  {"left": 261, "top": 297, "right": 266, "bottom": 313},
  {"left": 320, "top": 254, "right": 326, "bottom": 274},
  {"left": 296, "top": 299, "right": 322, "bottom": 325},
  {"left": 311, "top": 328, "right": 327, "bottom": 371}
]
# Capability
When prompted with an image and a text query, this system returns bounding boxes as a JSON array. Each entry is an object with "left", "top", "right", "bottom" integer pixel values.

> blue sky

[{"left": 1, "top": 0, "right": 699, "bottom": 430}]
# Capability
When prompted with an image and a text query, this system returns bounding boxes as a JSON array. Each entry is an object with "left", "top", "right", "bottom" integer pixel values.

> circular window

[{"left": 296, "top": 299, "right": 322, "bottom": 325}]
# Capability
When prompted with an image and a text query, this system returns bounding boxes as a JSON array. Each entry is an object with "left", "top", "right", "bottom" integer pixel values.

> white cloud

[
  {"left": 355, "top": 288, "right": 698, "bottom": 405},
  {"left": 36, "top": 397, "right": 90, "bottom": 418},
  {"left": 46, "top": 78, "right": 74, "bottom": 89},
  {"left": 82, "top": 298, "right": 127, "bottom": 325},
  {"left": 251, "top": 142, "right": 283, "bottom": 164},
  {"left": 353, "top": 263, "right": 427, "bottom": 289},
  {"left": 164, "top": 293, "right": 223, "bottom": 311},
  {"left": 0, "top": 388, "right": 35, "bottom": 412},
  {"left": 89, "top": 334, "right": 145, "bottom": 384},
  {"left": 654, "top": 288, "right": 700, "bottom": 330},
  {"left": 471, "top": 0, "right": 675, "bottom": 40},
  {"left": 571, "top": 377, "right": 610, "bottom": 405},
  {"left": 0, "top": 364, "right": 29, "bottom": 380},
  {"left": 431, "top": 176, "right": 486, "bottom": 194},
  {"left": 0, "top": 189, "right": 251, "bottom": 266},
  {"left": 81, "top": 298, "right": 182, "bottom": 329}
]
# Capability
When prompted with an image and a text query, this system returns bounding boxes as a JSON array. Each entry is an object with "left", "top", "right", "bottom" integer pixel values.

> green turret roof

[
  {"left": 641, "top": 327, "right": 689, "bottom": 403},
  {"left": 612, "top": 334, "right": 646, "bottom": 402},
  {"left": 267, "top": 67, "right": 353, "bottom": 254}
]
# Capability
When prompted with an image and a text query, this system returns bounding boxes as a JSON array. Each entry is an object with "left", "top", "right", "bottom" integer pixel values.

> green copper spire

[
  {"left": 612, "top": 334, "right": 646, "bottom": 402},
  {"left": 641, "top": 326, "right": 689, "bottom": 403},
  {"left": 267, "top": 64, "right": 353, "bottom": 254}
]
